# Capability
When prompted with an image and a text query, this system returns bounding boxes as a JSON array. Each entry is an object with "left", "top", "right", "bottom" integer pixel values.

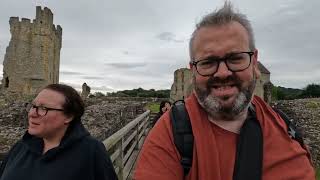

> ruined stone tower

[
  {"left": 170, "top": 68, "right": 193, "bottom": 102},
  {"left": 2, "top": 6, "right": 62, "bottom": 94}
]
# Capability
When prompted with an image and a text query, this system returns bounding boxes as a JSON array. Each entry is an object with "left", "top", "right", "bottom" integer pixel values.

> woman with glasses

[{"left": 0, "top": 84, "right": 117, "bottom": 180}]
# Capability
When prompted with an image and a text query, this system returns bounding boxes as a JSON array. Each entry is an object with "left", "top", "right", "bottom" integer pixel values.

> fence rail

[{"left": 103, "top": 110, "right": 151, "bottom": 180}]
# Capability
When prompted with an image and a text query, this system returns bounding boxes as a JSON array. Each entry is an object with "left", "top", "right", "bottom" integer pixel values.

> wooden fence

[{"left": 103, "top": 110, "right": 151, "bottom": 180}]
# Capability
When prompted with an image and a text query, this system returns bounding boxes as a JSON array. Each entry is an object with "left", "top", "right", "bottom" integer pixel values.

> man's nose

[{"left": 213, "top": 61, "right": 233, "bottom": 79}]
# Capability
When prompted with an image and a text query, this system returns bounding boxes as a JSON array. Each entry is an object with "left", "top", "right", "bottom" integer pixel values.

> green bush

[{"left": 107, "top": 88, "right": 170, "bottom": 98}]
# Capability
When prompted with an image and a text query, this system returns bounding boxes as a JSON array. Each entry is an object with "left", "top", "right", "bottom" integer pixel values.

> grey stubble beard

[{"left": 194, "top": 72, "right": 256, "bottom": 120}]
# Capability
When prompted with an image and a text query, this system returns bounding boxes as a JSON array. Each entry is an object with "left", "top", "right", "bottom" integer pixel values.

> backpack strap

[
  {"left": 170, "top": 100, "right": 193, "bottom": 176},
  {"left": 233, "top": 104, "right": 263, "bottom": 180},
  {"left": 271, "top": 108, "right": 304, "bottom": 146},
  {"left": 250, "top": 104, "right": 304, "bottom": 146}
]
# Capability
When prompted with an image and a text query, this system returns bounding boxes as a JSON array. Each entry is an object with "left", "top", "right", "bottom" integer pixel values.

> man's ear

[{"left": 252, "top": 49, "right": 261, "bottom": 79}]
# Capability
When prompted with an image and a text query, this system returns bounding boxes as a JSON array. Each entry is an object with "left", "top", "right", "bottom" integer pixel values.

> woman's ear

[{"left": 64, "top": 116, "right": 73, "bottom": 125}]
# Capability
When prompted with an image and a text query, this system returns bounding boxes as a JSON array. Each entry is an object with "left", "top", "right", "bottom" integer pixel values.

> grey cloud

[
  {"left": 60, "top": 71, "right": 84, "bottom": 76},
  {"left": 90, "top": 85, "right": 115, "bottom": 92},
  {"left": 105, "top": 62, "right": 146, "bottom": 69},
  {"left": 81, "top": 76, "right": 105, "bottom": 80},
  {"left": 156, "top": 32, "right": 184, "bottom": 43}
]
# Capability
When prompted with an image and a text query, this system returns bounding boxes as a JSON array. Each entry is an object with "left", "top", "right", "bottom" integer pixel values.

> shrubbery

[
  {"left": 106, "top": 88, "right": 170, "bottom": 98},
  {"left": 272, "top": 83, "right": 320, "bottom": 100}
]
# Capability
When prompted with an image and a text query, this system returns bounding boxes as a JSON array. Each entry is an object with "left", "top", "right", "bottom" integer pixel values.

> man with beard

[{"left": 134, "top": 2, "right": 315, "bottom": 180}]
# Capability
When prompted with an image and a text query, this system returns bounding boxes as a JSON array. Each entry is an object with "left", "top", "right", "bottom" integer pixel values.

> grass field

[
  {"left": 146, "top": 102, "right": 160, "bottom": 113},
  {"left": 317, "top": 167, "right": 320, "bottom": 180}
]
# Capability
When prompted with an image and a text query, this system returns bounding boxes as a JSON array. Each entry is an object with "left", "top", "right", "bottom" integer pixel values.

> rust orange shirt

[{"left": 134, "top": 94, "right": 315, "bottom": 180}]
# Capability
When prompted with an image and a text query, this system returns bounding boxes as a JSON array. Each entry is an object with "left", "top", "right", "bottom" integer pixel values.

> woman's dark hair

[
  {"left": 159, "top": 100, "right": 171, "bottom": 114},
  {"left": 44, "top": 84, "right": 84, "bottom": 122}
]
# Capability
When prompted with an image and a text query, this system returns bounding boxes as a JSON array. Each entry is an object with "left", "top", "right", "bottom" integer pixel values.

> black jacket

[{"left": 0, "top": 121, "right": 117, "bottom": 180}]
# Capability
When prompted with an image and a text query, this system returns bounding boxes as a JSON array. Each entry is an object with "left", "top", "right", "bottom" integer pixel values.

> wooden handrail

[{"left": 103, "top": 110, "right": 151, "bottom": 180}]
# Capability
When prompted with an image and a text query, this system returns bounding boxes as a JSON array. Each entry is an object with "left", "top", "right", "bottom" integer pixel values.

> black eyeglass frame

[
  {"left": 26, "top": 103, "right": 64, "bottom": 117},
  {"left": 191, "top": 51, "right": 254, "bottom": 77}
]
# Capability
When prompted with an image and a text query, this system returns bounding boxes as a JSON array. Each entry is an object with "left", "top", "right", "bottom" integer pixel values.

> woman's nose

[{"left": 28, "top": 107, "right": 38, "bottom": 117}]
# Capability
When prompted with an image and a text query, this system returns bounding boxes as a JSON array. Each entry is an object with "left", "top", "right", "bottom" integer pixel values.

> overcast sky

[{"left": 0, "top": 0, "right": 319, "bottom": 92}]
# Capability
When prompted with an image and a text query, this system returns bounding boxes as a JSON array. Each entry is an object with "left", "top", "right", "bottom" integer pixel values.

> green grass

[
  {"left": 306, "top": 101, "right": 320, "bottom": 109},
  {"left": 146, "top": 102, "right": 160, "bottom": 113},
  {"left": 317, "top": 167, "right": 320, "bottom": 180}
]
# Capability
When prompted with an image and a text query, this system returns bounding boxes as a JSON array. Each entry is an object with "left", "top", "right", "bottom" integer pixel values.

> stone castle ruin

[
  {"left": 170, "top": 62, "right": 272, "bottom": 102},
  {"left": 81, "top": 82, "right": 91, "bottom": 98},
  {"left": 2, "top": 6, "right": 62, "bottom": 94}
]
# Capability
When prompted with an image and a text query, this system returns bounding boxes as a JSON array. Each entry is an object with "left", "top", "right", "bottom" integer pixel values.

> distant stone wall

[
  {"left": 272, "top": 98, "right": 320, "bottom": 167},
  {"left": 255, "top": 73, "right": 271, "bottom": 101},
  {"left": 170, "top": 68, "right": 193, "bottom": 101},
  {"left": 2, "top": 6, "right": 62, "bottom": 94}
]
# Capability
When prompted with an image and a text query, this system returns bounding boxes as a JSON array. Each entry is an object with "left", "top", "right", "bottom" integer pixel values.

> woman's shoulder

[
  {"left": 80, "top": 135, "right": 106, "bottom": 150},
  {"left": 7, "top": 140, "right": 25, "bottom": 155}
]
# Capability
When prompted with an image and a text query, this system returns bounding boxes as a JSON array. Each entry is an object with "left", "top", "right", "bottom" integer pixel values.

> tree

[
  {"left": 301, "top": 84, "right": 320, "bottom": 98},
  {"left": 94, "top": 92, "right": 105, "bottom": 97},
  {"left": 106, "top": 88, "right": 170, "bottom": 98}
]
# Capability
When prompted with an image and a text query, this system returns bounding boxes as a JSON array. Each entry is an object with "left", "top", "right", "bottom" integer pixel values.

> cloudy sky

[{"left": 0, "top": 0, "right": 319, "bottom": 92}]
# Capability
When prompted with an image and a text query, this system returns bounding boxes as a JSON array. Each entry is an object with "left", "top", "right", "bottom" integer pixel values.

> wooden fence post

[{"left": 115, "top": 138, "right": 124, "bottom": 180}]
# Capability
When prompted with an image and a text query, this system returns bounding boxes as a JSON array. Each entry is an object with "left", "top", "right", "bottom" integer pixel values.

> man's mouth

[
  {"left": 212, "top": 84, "right": 235, "bottom": 89},
  {"left": 210, "top": 84, "right": 238, "bottom": 97}
]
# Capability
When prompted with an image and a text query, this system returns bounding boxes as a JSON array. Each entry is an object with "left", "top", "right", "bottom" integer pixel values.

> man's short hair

[{"left": 189, "top": 1, "right": 256, "bottom": 61}]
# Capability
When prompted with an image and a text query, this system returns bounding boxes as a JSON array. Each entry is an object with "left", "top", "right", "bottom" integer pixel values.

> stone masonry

[
  {"left": 170, "top": 68, "right": 193, "bottom": 102},
  {"left": 2, "top": 6, "right": 62, "bottom": 94},
  {"left": 170, "top": 62, "right": 272, "bottom": 102},
  {"left": 272, "top": 98, "right": 320, "bottom": 167},
  {"left": 81, "top": 82, "right": 91, "bottom": 99}
]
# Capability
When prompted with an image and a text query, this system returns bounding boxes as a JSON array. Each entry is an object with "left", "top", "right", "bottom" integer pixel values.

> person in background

[
  {"left": 134, "top": 2, "right": 315, "bottom": 180},
  {"left": 152, "top": 100, "right": 171, "bottom": 126},
  {"left": 0, "top": 84, "right": 117, "bottom": 180}
]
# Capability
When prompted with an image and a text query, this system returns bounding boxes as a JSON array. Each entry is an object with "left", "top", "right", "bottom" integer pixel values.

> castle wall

[
  {"left": 2, "top": 6, "right": 62, "bottom": 94},
  {"left": 255, "top": 72, "right": 270, "bottom": 100},
  {"left": 170, "top": 68, "right": 193, "bottom": 101}
]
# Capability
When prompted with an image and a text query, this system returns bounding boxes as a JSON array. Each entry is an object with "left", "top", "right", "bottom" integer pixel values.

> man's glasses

[
  {"left": 25, "top": 103, "right": 64, "bottom": 117},
  {"left": 191, "top": 51, "right": 254, "bottom": 76}
]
